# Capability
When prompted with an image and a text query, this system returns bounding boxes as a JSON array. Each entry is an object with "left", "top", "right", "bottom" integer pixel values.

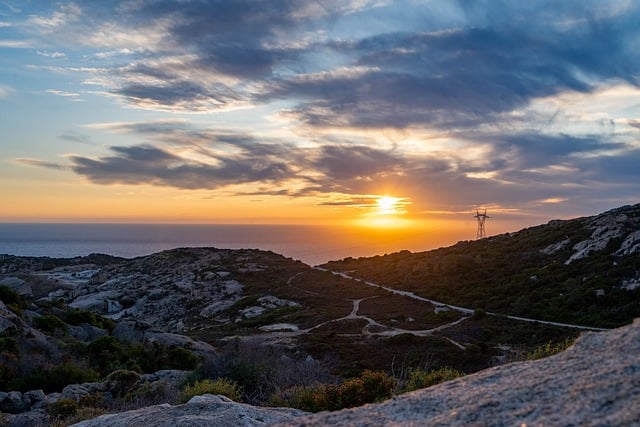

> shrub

[
  {"left": 526, "top": 337, "right": 576, "bottom": 360},
  {"left": 11, "top": 362, "right": 100, "bottom": 393},
  {"left": 47, "top": 398, "right": 78, "bottom": 419},
  {"left": 164, "top": 346, "right": 200, "bottom": 371},
  {"left": 403, "top": 367, "right": 464, "bottom": 392},
  {"left": 0, "top": 285, "right": 28, "bottom": 313},
  {"left": 87, "top": 336, "right": 126, "bottom": 374},
  {"left": 63, "top": 308, "right": 115, "bottom": 331},
  {"left": 359, "top": 370, "right": 396, "bottom": 402},
  {"left": 179, "top": 378, "right": 242, "bottom": 403},
  {"left": 106, "top": 369, "right": 141, "bottom": 398},
  {"left": 34, "top": 314, "right": 68, "bottom": 335},
  {"left": 283, "top": 370, "right": 396, "bottom": 412},
  {"left": 0, "top": 337, "right": 19, "bottom": 356}
]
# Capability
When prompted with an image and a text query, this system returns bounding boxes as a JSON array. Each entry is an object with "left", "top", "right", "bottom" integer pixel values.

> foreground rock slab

[
  {"left": 71, "top": 394, "right": 307, "bottom": 427},
  {"left": 279, "top": 318, "right": 640, "bottom": 427}
]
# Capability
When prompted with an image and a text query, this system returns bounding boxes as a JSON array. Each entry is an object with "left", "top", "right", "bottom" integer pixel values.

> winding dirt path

[{"left": 315, "top": 267, "right": 609, "bottom": 332}]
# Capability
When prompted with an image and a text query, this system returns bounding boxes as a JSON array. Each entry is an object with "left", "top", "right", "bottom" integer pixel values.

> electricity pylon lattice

[{"left": 474, "top": 209, "right": 490, "bottom": 239}]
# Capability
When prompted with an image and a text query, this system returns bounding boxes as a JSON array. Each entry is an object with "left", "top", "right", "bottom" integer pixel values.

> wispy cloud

[
  {"left": 13, "top": 158, "right": 66, "bottom": 170},
  {"left": 38, "top": 50, "right": 66, "bottom": 58},
  {"left": 0, "top": 85, "right": 11, "bottom": 99},
  {"left": 46, "top": 89, "right": 80, "bottom": 98}
]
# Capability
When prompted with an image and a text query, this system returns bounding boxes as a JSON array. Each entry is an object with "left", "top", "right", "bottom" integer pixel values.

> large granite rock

[
  {"left": 70, "top": 394, "right": 307, "bottom": 427},
  {"left": 279, "top": 318, "right": 640, "bottom": 427}
]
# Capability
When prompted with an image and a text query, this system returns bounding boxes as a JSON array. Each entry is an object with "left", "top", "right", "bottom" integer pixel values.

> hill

[{"left": 324, "top": 203, "right": 640, "bottom": 328}]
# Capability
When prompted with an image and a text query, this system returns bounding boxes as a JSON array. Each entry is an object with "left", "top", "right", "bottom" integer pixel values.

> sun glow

[
  {"left": 350, "top": 195, "right": 413, "bottom": 229},
  {"left": 376, "top": 196, "right": 405, "bottom": 215}
]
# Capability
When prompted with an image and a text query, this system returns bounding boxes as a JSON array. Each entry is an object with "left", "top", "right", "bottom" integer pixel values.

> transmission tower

[{"left": 474, "top": 209, "right": 490, "bottom": 239}]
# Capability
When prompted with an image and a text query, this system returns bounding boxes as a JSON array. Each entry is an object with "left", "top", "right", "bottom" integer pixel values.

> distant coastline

[{"left": 0, "top": 223, "right": 447, "bottom": 266}]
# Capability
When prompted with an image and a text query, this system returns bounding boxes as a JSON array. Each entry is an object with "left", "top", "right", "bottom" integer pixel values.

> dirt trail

[{"left": 315, "top": 267, "right": 609, "bottom": 332}]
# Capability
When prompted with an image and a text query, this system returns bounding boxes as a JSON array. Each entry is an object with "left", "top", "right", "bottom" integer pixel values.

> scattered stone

[
  {"left": 619, "top": 278, "right": 640, "bottom": 291},
  {"left": 138, "top": 370, "right": 190, "bottom": 387},
  {"left": 143, "top": 331, "right": 215, "bottom": 355},
  {"left": 259, "top": 323, "right": 299, "bottom": 332},
  {"left": 616, "top": 230, "right": 640, "bottom": 256},
  {"left": 541, "top": 238, "right": 570, "bottom": 255}
]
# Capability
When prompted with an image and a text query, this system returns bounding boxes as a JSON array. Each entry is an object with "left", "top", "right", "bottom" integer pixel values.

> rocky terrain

[
  {"left": 5, "top": 318, "right": 635, "bottom": 426},
  {"left": 1, "top": 203, "right": 640, "bottom": 425}
]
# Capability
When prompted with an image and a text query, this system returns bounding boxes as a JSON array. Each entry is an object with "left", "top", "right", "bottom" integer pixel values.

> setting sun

[{"left": 376, "top": 196, "right": 405, "bottom": 215}]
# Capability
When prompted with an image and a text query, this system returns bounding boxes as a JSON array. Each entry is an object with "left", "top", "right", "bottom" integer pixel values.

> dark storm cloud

[
  {"left": 70, "top": 144, "right": 292, "bottom": 190},
  {"left": 268, "top": 12, "right": 640, "bottom": 129}
]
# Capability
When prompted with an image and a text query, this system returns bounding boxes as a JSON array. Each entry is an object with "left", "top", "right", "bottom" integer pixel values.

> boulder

[
  {"left": 69, "top": 394, "right": 307, "bottom": 427},
  {"left": 0, "top": 391, "right": 28, "bottom": 414},
  {"left": 68, "top": 323, "right": 108, "bottom": 342},
  {"left": 138, "top": 370, "right": 191, "bottom": 387},
  {"left": 62, "top": 382, "right": 107, "bottom": 402},
  {"left": 23, "top": 389, "right": 46, "bottom": 405},
  {"left": 143, "top": 331, "right": 215, "bottom": 355},
  {"left": 112, "top": 320, "right": 149, "bottom": 344},
  {"left": 0, "top": 277, "right": 32, "bottom": 297},
  {"left": 2, "top": 409, "right": 49, "bottom": 427}
]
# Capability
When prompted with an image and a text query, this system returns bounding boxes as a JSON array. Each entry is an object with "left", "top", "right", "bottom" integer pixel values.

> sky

[{"left": 1, "top": 0, "right": 640, "bottom": 241}]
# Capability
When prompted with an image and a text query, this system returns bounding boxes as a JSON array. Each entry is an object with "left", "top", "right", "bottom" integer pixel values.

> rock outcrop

[
  {"left": 278, "top": 318, "right": 640, "bottom": 427},
  {"left": 70, "top": 394, "right": 307, "bottom": 427}
]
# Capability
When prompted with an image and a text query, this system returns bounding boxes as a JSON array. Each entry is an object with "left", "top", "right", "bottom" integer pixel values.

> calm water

[{"left": 0, "top": 223, "right": 448, "bottom": 266}]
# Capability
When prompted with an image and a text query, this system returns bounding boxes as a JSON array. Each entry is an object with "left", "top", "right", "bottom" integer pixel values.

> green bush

[
  {"left": 164, "top": 346, "right": 200, "bottom": 371},
  {"left": 106, "top": 369, "right": 141, "bottom": 398},
  {"left": 47, "top": 398, "right": 78, "bottom": 419},
  {"left": 179, "top": 378, "right": 242, "bottom": 403},
  {"left": 0, "top": 285, "right": 28, "bottom": 313},
  {"left": 10, "top": 362, "right": 100, "bottom": 393},
  {"left": 63, "top": 308, "right": 115, "bottom": 331},
  {"left": 403, "top": 367, "right": 464, "bottom": 392},
  {"left": 283, "top": 370, "right": 396, "bottom": 412},
  {"left": 34, "top": 314, "right": 68, "bottom": 335},
  {"left": 526, "top": 337, "right": 576, "bottom": 360}
]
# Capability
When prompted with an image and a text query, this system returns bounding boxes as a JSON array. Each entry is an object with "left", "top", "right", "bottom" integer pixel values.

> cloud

[
  {"left": 313, "top": 145, "right": 405, "bottom": 181},
  {"left": 37, "top": 50, "right": 66, "bottom": 58},
  {"left": 69, "top": 144, "right": 292, "bottom": 190},
  {"left": 46, "top": 89, "right": 80, "bottom": 98},
  {"left": 267, "top": 12, "right": 640, "bottom": 130},
  {"left": 112, "top": 81, "right": 242, "bottom": 112},
  {"left": 59, "top": 130, "right": 93, "bottom": 144},
  {"left": 0, "top": 39, "right": 30, "bottom": 48},
  {"left": 0, "top": 85, "right": 11, "bottom": 98},
  {"left": 14, "top": 158, "right": 66, "bottom": 170}
]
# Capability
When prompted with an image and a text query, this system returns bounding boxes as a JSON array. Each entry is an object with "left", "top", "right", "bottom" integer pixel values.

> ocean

[{"left": 0, "top": 223, "right": 452, "bottom": 266}]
